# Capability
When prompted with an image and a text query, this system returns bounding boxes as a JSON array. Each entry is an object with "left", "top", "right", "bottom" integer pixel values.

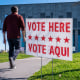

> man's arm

[
  {"left": 3, "top": 18, "right": 7, "bottom": 44},
  {"left": 19, "top": 16, "right": 26, "bottom": 42},
  {"left": 3, "top": 32, "right": 6, "bottom": 44},
  {"left": 22, "top": 30, "right": 26, "bottom": 42}
]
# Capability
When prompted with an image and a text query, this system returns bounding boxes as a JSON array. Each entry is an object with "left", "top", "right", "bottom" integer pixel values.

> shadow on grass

[{"left": 29, "top": 68, "right": 80, "bottom": 79}]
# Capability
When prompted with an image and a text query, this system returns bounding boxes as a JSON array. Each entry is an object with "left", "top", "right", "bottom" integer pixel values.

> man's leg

[
  {"left": 13, "top": 38, "right": 20, "bottom": 61},
  {"left": 8, "top": 39, "right": 15, "bottom": 69}
]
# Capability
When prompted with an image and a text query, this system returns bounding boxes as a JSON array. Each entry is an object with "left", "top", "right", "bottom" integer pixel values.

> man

[{"left": 3, "top": 6, "right": 26, "bottom": 69}]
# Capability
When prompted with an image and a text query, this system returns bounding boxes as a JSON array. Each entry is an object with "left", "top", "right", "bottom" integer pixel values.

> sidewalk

[{"left": 0, "top": 57, "right": 51, "bottom": 80}]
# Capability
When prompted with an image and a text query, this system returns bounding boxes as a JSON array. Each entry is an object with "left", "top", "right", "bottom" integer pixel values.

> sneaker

[
  {"left": 9, "top": 57, "right": 16, "bottom": 69},
  {"left": 10, "top": 66, "right": 16, "bottom": 69}
]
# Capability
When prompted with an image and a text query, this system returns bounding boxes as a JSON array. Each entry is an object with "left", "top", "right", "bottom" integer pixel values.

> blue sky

[{"left": 0, "top": 0, "right": 80, "bottom": 5}]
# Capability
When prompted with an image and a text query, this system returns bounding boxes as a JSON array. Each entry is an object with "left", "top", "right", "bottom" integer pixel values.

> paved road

[{"left": 0, "top": 57, "right": 51, "bottom": 80}]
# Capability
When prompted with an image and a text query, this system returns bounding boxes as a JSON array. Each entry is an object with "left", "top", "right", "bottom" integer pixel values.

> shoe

[
  {"left": 10, "top": 66, "right": 16, "bottom": 69},
  {"left": 9, "top": 57, "right": 16, "bottom": 69}
]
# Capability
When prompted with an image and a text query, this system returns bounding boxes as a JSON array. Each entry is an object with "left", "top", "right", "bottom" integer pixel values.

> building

[{"left": 0, "top": 2, "right": 80, "bottom": 52}]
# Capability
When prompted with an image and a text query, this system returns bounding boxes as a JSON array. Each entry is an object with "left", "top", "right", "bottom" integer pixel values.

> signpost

[{"left": 26, "top": 18, "right": 73, "bottom": 79}]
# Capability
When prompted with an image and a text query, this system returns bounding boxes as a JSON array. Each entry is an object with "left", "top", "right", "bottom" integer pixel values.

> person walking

[{"left": 3, "top": 6, "right": 26, "bottom": 69}]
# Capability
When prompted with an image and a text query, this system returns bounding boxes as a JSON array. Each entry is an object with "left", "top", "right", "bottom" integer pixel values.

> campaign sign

[{"left": 26, "top": 18, "right": 73, "bottom": 61}]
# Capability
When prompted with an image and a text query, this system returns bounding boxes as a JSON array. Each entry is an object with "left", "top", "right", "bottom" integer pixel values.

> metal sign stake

[
  {"left": 41, "top": 57, "right": 42, "bottom": 80},
  {"left": 52, "top": 58, "right": 53, "bottom": 80}
]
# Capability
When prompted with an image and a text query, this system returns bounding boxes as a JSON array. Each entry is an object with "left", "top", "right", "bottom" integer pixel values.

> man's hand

[
  {"left": 23, "top": 37, "right": 26, "bottom": 42},
  {"left": 3, "top": 38, "right": 6, "bottom": 44}
]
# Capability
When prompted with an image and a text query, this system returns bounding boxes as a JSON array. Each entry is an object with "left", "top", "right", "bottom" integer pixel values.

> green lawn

[
  {"left": 0, "top": 52, "right": 33, "bottom": 63},
  {"left": 28, "top": 52, "right": 80, "bottom": 80}
]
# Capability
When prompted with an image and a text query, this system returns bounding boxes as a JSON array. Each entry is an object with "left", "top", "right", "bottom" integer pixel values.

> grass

[
  {"left": 28, "top": 52, "right": 80, "bottom": 80},
  {"left": 0, "top": 52, "right": 33, "bottom": 63}
]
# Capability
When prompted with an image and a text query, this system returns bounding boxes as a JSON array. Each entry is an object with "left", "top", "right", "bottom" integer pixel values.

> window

[
  {"left": 73, "top": 30, "right": 75, "bottom": 46},
  {"left": 0, "top": 20, "right": 1, "bottom": 29},
  {"left": 58, "top": 16, "right": 63, "bottom": 18},
  {"left": 73, "top": 18, "right": 77, "bottom": 29},
  {"left": 28, "top": 16, "right": 33, "bottom": 18},
  {"left": 78, "top": 30, "right": 80, "bottom": 51},
  {"left": 78, "top": 21, "right": 80, "bottom": 28},
  {"left": 46, "top": 16, "right": 50, "bottom": 18},
  {"left": 51, "top": 13, "right": 53, "bottom": 18},
  {"left": 78, "top": 30, "right": 80, "bottom": 35},
  {"left": 67, "top": 12, "right": 72, "bottom": 18},
  {"left": 40, "top": 13, "right": 45, "bottom": 18}
]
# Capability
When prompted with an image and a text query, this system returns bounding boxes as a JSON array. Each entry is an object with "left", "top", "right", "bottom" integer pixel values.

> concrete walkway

[{"left": 0, "top": 57, "right": 51, "bottom": 80}]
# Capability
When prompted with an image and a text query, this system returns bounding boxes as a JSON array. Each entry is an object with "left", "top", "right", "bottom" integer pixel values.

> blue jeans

[
  {"left": 8, "top": 38, "right": 20, "bottom": 68},
  {"left": 8, "top": 38, "right": 20, "bottom": 58}
]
